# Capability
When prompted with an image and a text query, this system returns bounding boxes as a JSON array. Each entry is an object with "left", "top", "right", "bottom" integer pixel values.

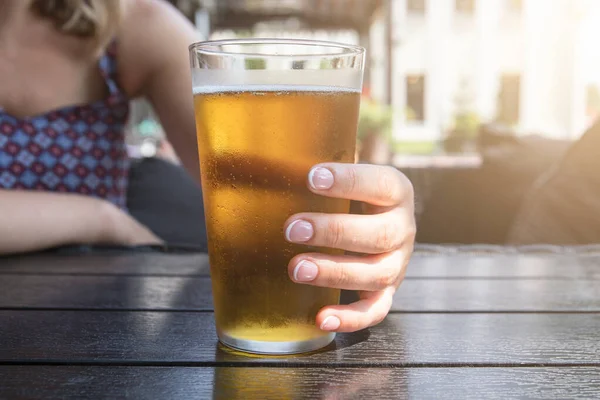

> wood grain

[
  {"left": 0, "top": 275, "right": 214, "bottom": 310},
  {"left": 1, "top": 311, "right": 599, "bottom": 365},
  {"left": 2, "top": 252, "right": 599, "bottom": 279},
  {"left": 407, "top": 254, "right": 600, "bottom": 279},
  {"left": 0, "top": 366, "right": 598, "bottom": 400},
  {"left": 0, "top": 253, "right": 211, "bottom": 276},
  {"left": 1, "top": 275, "right": 598, "bottom": 312},
  {"left": 394, "top": 278, "right": 600, "bottom": 312},
  {"left": 1, "top": 250, "right": 598, "bottom": 398}
]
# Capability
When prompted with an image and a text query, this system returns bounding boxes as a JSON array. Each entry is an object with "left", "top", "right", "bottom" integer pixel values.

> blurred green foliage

[
  {"left": 358, "top": 99, "right": 393, "bottom": 142},
  {"left": 450, "top": 110, "right": 480, "bottom": 139}
]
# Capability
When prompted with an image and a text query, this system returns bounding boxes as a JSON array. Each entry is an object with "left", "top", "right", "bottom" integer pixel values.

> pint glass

[{"left": 189, "top": 39, "right": 365, "bottom": 354}]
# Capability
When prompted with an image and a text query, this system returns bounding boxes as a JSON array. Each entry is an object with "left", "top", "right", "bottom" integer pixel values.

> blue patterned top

[{"left": 0, "top": 43, "right": 130, "bottom": 209}]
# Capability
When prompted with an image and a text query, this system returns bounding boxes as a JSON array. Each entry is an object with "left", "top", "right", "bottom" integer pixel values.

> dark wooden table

[{"left": 1, "top": 245, "right": 599, "bottom": 399}]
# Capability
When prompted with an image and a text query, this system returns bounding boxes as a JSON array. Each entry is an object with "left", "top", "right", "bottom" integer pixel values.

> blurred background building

[
  {"left": 386, "top": 0, "right": 587, "bottom": 143},
  {"left": 134, "top": 0, "right": 600, "bottom": 244},
  {"left": 166, "top": 0, "right": 600, "bottom": 148}
]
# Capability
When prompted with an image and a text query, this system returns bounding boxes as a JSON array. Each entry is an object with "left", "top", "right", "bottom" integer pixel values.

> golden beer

[{"left": 194, "top": 87, "right": 360, "bottom": 352}]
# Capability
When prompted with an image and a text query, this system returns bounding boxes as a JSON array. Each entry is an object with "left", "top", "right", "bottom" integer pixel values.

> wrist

[{"left": 96, "top": 200, "right": 130, "bottom": 245}]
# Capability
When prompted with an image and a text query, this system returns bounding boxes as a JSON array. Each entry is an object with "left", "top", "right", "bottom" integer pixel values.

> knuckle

[
  {"left": 325, "top": 219, "right": 346, "bottom": 248},
  {"left": 326, "top": 263, "right": 350, "bottom": 288},
  {"left": 342, "top": 166, "right": 359, "bottom": 196},
  {"left": 377, "top": 167, "right": 401, "bottom": 203},
  {"left": 393, "top": 167, "right": 415, "bottom": 198},
  {"left": 402, "top": 217, "right": 418, "bottom": 246},
  {"left": 373, "top": 222, "right": 399, "bottom": 252},
  {"left": 406, "top": 225, "right": 417, "bottom": 243},
  {"left": 403, "top": 173, "right": 415, "bottom": 200},
  {"left": 378, "top": 267, "right": 399, "bottom": 288}
]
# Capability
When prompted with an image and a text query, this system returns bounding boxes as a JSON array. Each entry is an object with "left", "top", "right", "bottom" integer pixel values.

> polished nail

[
  {"left": 293, "top": 260, "right": 318, "bottom": 282},
  {"left": 285, "top": 220, "right": 314, "bottom": 243},
  {"left": 308, "top": 167, "right": 334, "bottom": 190},
  {"left": 320, "top": 316, "right": 341, "bottom": 331}
]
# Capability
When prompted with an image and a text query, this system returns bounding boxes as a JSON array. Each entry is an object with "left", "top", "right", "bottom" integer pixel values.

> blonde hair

[{"left": 31, "top": 0, "right": 123, "bottom": 54}]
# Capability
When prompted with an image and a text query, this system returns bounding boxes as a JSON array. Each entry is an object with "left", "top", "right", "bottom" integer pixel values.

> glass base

[{"left": 218, "top": 331, "right": 336, "bottom": 355}]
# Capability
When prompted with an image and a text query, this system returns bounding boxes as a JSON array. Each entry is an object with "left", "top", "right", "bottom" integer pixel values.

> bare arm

[
  {"left": 118, "top": 0, "right": 202, "bottom": 182},
  {"left": 0, "top": 190, "right": 161, "bottom": 255}
]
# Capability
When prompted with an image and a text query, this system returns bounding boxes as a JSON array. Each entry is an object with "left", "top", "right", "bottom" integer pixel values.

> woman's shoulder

[{"left": 114, "top": 0, "right": 200, "bottom": 99}]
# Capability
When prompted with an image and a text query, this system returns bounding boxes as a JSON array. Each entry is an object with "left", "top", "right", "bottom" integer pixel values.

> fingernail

[
  {"left": 308, "top": 167, "right": 334, "bottom": 190},
  {"left": 285, "top": 220, "right": 314, "bottom": 243},
  {"left": 320, "top": 316, "right": 341, "bottom": 331},
  {"left": 293, "top": 260, "right": 318, "bottom": 282}
]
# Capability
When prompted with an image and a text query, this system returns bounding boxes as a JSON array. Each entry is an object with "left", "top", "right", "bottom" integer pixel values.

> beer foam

[
  {"left": 191, "top": 69, "right": 363, "bottom": 93},
  {"left": 193, "top": 84, "right": 360, "bottom": 95}
]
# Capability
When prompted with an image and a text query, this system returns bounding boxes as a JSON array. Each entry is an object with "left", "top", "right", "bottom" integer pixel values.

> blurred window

[
  {"left": 586, "top": 84, "right": 600, "bottom": 120},
  {"left": 456, "top": 0, "right": 475, "bottom": 13},
  {"left": 497, "top": 74, "right": 521, "bottom": 125},
  {"left": 406, "top": 75, "right": 426, "bottom": 122},
  {"left": 407, "top": 0, "right": 426, "bottom": 14},
  {"left": 508, "top": 0, "right": 523, "bottom": 12},
  {"left": 292, "top": 60, "right": 305, "bottom": 69}
]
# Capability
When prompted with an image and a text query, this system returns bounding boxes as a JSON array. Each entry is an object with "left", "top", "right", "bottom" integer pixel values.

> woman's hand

[
  {"left": 284, "top": 163, "right": 415, "bottom": 333},
  {"left": 0, "top": 190, "right": 162, "bottom": 256},
  {"left": 101, "top": 201, "right": 163, "bottom": 247}
]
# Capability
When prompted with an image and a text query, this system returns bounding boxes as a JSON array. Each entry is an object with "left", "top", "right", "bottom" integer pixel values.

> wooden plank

[
  {"left": 0, "top": 276, "right": 214, "bottom": 310},
  {"left": 407, "top": 254, "right": 600, "bottom": 279},
  {"left": 1, "top": 312, "right": 598, "bottom": 365},
  {"left": 0, "top": 253, "right": 211, "bottom": 276},
  {"left": 1, "top": 252, "right": 599, "bottom": 279},
  {"left": 394, "top": 278, "right": 600, "bottom": 312},
  {"left": 1, "top": 275, "right": 598, "bottom": 312},
  {"left": 1, "top": 366, "right": 599, "bottom": 399}
]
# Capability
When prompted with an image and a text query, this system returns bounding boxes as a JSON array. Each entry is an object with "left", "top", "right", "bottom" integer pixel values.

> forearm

[
  {"left": 0, "top": 190, "right": 120, "bottom": 255},
  {"left": 128, "top": 0, "right": 202, "bottom": 183},
  {"left": 169, "top": 129, "right": 201, "bottom": 183}
]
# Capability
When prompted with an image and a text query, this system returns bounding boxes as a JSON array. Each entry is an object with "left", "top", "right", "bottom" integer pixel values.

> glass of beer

[{"left": 189, "top": 39, "right": 364, "bottom": 354}]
